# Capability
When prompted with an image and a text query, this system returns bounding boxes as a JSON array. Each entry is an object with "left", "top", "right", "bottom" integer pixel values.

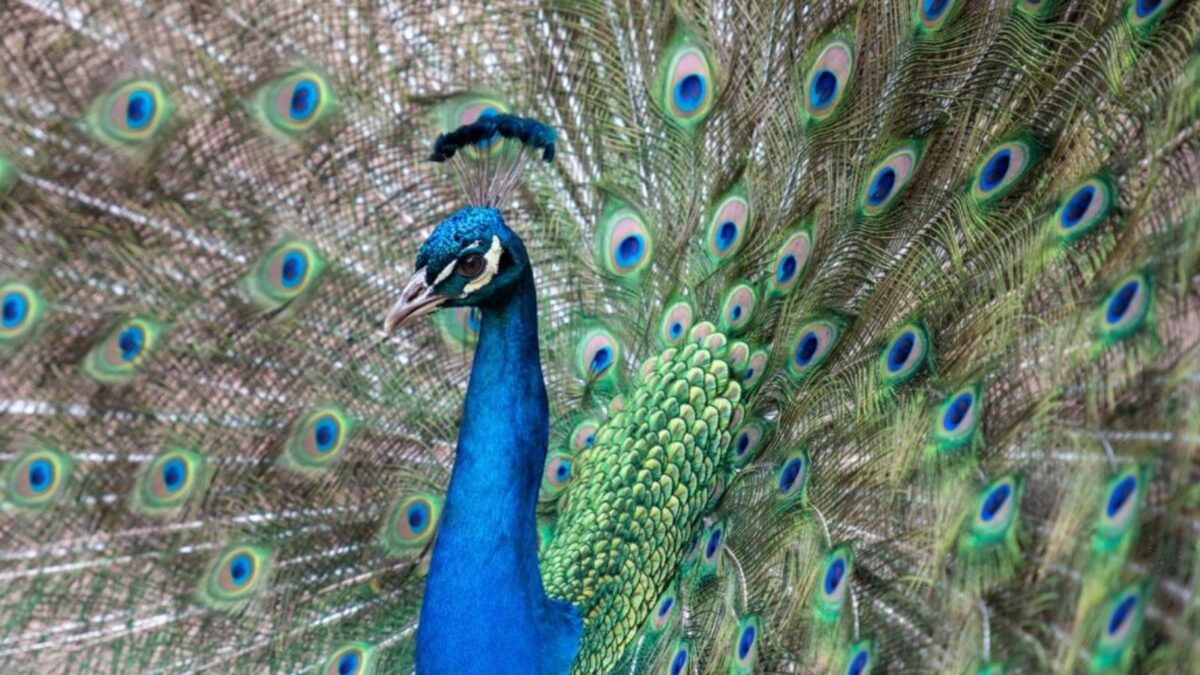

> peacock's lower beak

[{"left": 384, "top": 269, "right": 447, "bottom": 334}]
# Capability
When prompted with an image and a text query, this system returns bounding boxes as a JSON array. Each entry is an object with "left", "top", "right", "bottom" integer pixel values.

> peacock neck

[{"left": 417, "top": 268, "right": 572, "bottom": 673}]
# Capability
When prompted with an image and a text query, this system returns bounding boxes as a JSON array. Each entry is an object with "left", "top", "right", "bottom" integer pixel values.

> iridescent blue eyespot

[
  {"left": 381, "top": 493, "right": 442, "bottom": 553},
  {"left": 964, "top": 476, "right": 1022, "bottom": 548},
  {"left": 289, "top": 79, "right": 320, "bottom": 121},
  {"left": 980, "top": 151, "right": 1010, "bottom": 192},
  {"left": 675, "top": 74, "right": 706, "bottom": 114},
  {"left": 228, "top": 553, "right": 253, "bottom": 587},
  {"left": 825, "top": 558, "right": 845, "bottom": 594},
  {"left": 944, "top": 392, "right": 974, "bottom": 431},
  {"left": 934, "top": 384, "right": 981, "bottom": 450},
  {"left": 406, "top": 501, "right": 429, "bottom": 534},
  {"left": 1126, "top": 0, "right": 1174, "bottom": 29},
  {"left": 0, "top": 282, "right": 43, "bottom": 345},
  {"left": 1098, "top": 273, "right": 1150, "bottom": 341},
  {"left": 125, "top": 90, "right": 155, "bottom": 130},
  {"left": 89, "top": 79, "right": 172, "bottom": 146},
  {"left": 803, "top": 38, "right": 855, "bottom": 122},
  {"left": 280, "top": 251, "right": 307, "bottom": 288},
  {"left": 706, "top": 528, "right": 722, "bottom": 558},
  {"left": 981, "top": 483, "right": 1011, "bottom": 522},
  {"left": 878, "top": 319, "right": 931, "bottom": 384},
  {"left": 161, "top": 458, "right": 186, "bottom": 493},
  {"left": 1107, "top": 281, "right": 1139, "bottom": 324},
  {"left": 322, "top": 644, "right": 374, "bottom": 675},
  {"left": 868, "top": 168, "right": 895, "bottom": 206},
  {"left": 27, "top": 459, "right": 53, "bottom": 494},
  {"left": 848, "top": 649, "right": 870, "bottom": 675},
  {"left": 200, "top": 544, "right": 271, "bottom": 608},
  {"left": 313, "top": 417, "right": 339, "bottom": 452},
  {"left": 1136, "top": 0, "right": 1164, "bottom": 19},
  {"left": 1092, "top": 582, "right": 1147, "bottom": 670},
  {"left": 972, "top": 140, "right": 1036, "bottom": 203},
  {"left": 1109, "top": 595, "right": 1136, "bottom": 635},
  {"left": 770, "top": 227, "right": 812, "bottom": 295},
  {"left": 1062, "top": 186, "right": 1095, "bottom": 228},
  {"left": 659, "top": 34, "right": 715, "bottom": 128},
  {"left": 732, "top": 616, "right": 762, "bottom": 670},
  {"left": 779, "top": 456, "right": 805, "bottom": 493},
  {"left": 739, "top": 625, "right": 755, "bottom": 659},
  {"left": 924, "top": 0, "right": 950, "bottom": 19},
  {"left": 118, "top": 326, "right": 145, "bottom": 362},
  {"left": 917, "top": 0, "right": 965, "bottom": 32},
  {"left": 810, "top": 70, "right": 838, "bottom": 109},
  {"left": 845, "top": 641, "right": 874, "bottom": 675},
  {"left": 577, "top": 329, "right": 620, "bottom": 382},
  {"left": 1107, "top": 476, "right": 1135, "bottom": 518},
  {"left": 2, "top": 292, "right": 28, "bottom": 329},
  {"left": 670, "top": 643, "right": 691, "bottom": 675},
  {"left": 889, "top": 334, "right": 914, "bottom": 369}
]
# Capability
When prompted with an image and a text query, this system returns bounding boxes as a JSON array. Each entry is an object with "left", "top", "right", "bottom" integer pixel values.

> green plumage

[
  {"left": 542, "top": 334, "right": 742, "bottom": 672},
  {"left": 0, "top": 0, "right": 1198, "bottom": 673}
]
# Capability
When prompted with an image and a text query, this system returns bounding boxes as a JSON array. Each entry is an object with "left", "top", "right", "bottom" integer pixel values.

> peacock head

[{"left": 384, "top": 206, "right": 530, "bottom": 333}]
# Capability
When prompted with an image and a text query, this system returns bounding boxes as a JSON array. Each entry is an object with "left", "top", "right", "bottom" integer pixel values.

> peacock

[{"left": 0, "top": 0, "right": 1198, "bottom": 672}]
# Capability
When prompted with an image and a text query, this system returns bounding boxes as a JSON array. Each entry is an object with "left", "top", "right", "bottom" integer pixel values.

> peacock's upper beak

[{"left": 384, "top": 268, "right": 448, "bottom": 335}]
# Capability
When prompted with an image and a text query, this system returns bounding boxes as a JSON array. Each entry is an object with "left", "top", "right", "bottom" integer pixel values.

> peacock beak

[{"left": 384, "top": 268, "right": 448, "bottom": 334}]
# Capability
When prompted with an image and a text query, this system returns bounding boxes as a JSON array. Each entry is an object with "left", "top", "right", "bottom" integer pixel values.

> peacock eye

[{"left": 456, "top": 254, "right": 486, "bottom": 278}]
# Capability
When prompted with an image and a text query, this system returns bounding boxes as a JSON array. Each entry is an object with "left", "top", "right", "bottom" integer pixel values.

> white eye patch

[{"left": 463, "top": 236, "right": 503, "bottom": 295}]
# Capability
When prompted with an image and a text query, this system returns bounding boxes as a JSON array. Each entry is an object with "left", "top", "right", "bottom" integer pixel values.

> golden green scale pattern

[{"left": 541, "top": 336, "right": 743, "bottom": 673}]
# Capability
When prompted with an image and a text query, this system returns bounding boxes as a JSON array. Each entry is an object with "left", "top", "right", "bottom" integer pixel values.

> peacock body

[{"left": 1, "top": 0, "right": 1199, "bottom": 673}]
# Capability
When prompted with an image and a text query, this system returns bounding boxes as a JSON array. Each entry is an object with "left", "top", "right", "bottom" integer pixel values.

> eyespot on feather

[
  {"left": 879, "top": 322, "right": 930, "bottom": 386},
  {"left": 252, "top": 69, "right": 337, "bottom": 137},
  {"left": 541, "top": 452, "right": 575, "bottom": 498},
  {"left": 816, "top": 544, "right": 854, "bottom": 622},
  {"left": 649, "top": 585, "right": 678, "bottom": 632},
  {"left": 962, "top": 476, "right": 1022, "bottom": 549},
  {"left": 4, "top": 447, "right": 71, "bottom": 510},
  {"left": 1127, "top": 0, "right": 1175, "bottom": 29},
  {"left": 246, "top": 239, "right": 326, "bottom": 308},
  {"left": 576, "top": 328, "right": 621, "bottom": 381},
  {"left": 1052, "top": 177, "right": 1114, "bottom": 242},
  {"left": 844, "top": 640, "right": 875, "bottom": 675},
  {"left": 656, "top": 30, "right": 717, "bottom": 129},
  {"left": 803, "top": 37, "right": 855, "bottom": 122},
  {"left": 283, "top": 407, "right": 354, "bottom": 470},
  {"left": 1093, "top": 465, "right": 1146, "bottom": 551},
  {"left": 321, "top": 644, "right": 376, "bottom": 675},
  {"left": 134, "top": 446, "right": 206, "bottom": 515},
  {"left": 705, "top": 187, "right": 753, "bottom": 262},
  {"left": 777, "top": 449, "right": 810, "bottom": 502},
  {"left": 1096, "top": 273, "right": 1151, "bottom": 343},
  {"left": 933, "top": 383, "right": 982, "bottom": 451},
  {"left": 861, "top": 142, "right": 922, "bottom": 215},
  {"left": 730, "top": 615, "right": 761, "bottom": 672},
  {"left": 916, "top": 0, "right": 965, "bottom": 32},
  {"left": 770, "top": 226, "right": 812, "bottom": 295},
  {"left": 381, "top": 493, "right": 443, "bottom": 554},
  {"left": 1091, "top": 582, "right": 1147, "bottom": 671},
  {"left": 788, "top": 317, "right": 840, "bottom": 379},
  {"left": 971, "top": 139, "right": 1037, "bottom": 204},
  {"left": 83, "top": 317, "right": 163, "bottom": 384},
  {"left": 198, "top": 544, "right": 272, "bottom": 608},
  {"left": 0, "top": 281, "right": 44, "bottom": 346},
  {"left": 659, "top": 298, "right": 695, "bottom": 347},
  {"left": 719, "top": 283, "right": 759, "bottom": 335},
  {"left": 598, "top": 199, "right": 653, "bottom": 278},
  {"left": 88, "top": 78, "right": 172, "bottom": 146}
]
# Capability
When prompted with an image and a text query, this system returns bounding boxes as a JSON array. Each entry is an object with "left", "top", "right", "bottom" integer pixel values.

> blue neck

[{"left": 416, "top": 269, "right": 580, "bottom": 674}]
